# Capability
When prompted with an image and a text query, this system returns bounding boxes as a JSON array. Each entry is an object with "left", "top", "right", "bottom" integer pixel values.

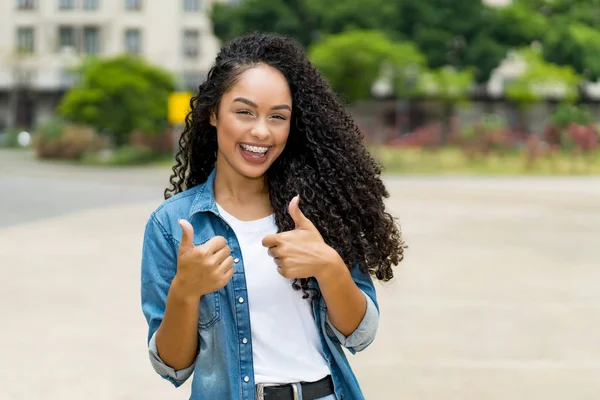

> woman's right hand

[{"left": 172, "top": 219, "right": 235, "bottom": 302}]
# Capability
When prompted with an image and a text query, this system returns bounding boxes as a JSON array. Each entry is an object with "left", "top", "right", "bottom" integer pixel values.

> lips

[{"left": 238, "top": 143, "right": 271, "bottom": 164}]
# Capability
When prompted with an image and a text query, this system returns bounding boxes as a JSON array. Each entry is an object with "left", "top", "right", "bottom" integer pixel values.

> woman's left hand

[{"left": 262, "top": 196, "right": 344, "bottom": 281}]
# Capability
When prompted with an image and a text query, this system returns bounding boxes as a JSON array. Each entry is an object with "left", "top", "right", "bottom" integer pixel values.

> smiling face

[{"left": 210, "top": 63, "right": 292, "bottom": 181}]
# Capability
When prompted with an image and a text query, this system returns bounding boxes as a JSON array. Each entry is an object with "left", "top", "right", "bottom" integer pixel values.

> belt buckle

[{"left": 256, "top": 382, "right": 300, "bottom": 400}]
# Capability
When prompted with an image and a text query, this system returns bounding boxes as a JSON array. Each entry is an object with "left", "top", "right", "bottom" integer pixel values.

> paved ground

[{"left": 1, "top": 149, "right": 599, "bottom": 399}]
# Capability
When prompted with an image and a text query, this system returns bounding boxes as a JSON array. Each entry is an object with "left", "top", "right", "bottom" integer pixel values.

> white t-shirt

[{"left": 217, "top": 204, "right": 331, "bottom": 384}]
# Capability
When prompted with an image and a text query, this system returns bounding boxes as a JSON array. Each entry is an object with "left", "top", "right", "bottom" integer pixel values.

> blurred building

[{"left": 0, "top": 0, "right": 231, "bottom": 130}]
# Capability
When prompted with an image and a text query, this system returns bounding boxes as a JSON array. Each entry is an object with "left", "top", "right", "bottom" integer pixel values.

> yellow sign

[{"left": 168, "top": 92, "right": 192, "bottom": 124}]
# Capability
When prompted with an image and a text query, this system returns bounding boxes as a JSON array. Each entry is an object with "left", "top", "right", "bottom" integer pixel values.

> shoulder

[
  {"left": 153, "top": 185, "right": 204, "bottom": 218},
  {"left": 145, "top": 184, "right": 207, "bottom": 237}
]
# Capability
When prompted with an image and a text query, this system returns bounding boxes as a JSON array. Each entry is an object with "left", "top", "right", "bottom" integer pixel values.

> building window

[
  {"left": 59, "top": 0, "right": 75, "bottom": 10},
  {"left": 184, "top": 0, "right": 200, "bottom": 12},
  {"left": 58, "top": 26, "right": 76, "bottom": 51},
  {"left": 183, "top": 29, "right": 199, "bottom": 59},
  {"left": 125, "top": 0, "right": 142, "bottom": 10},
  {"left": 17, "top": 27, "right": 35, "bottom": 54},
  {"left": 83, "top": 26, "right": 100, "bottom": 54},
  {"left": 124, "top": 29, "right": 142, "bottom": 55},
  {"left": 83, "top": 0, "right": 99, "bottom": 10},
  {"left": 17, "top": 0, "right": 36, "bottom": 10}
]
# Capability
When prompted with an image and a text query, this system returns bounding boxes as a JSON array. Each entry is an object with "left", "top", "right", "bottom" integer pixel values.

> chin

[{"left": 236, "top": 164, "right": 271, "bottom": 180}]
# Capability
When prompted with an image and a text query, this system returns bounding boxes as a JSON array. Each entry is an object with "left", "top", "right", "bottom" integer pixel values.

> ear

[{"left": 209, "top": 109, "right": 217, "bottom": 127}]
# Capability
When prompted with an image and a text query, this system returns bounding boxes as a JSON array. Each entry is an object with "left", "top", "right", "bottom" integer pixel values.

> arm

[
  {"left": 317, "top": 258, "right": 367, "bottom": 336},
  {"left": 141, "top": 214, "right": 197, "bottom": 386},
  {"left": 142, "top": 215, "right": 233, "bottom": 386},
  {"left": 318, "top": 260, "right": 380, "bottom": 353},
  {"left": 154, "top": 279, "right": 200, "bottom": 371},
  {"left": 261, "top": 195, "right": 379, "bottom": 352}
]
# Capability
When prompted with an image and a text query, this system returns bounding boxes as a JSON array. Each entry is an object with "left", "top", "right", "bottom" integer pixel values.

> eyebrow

[{"left": 233, "top": 97, "right": 291, "bottom": 112}]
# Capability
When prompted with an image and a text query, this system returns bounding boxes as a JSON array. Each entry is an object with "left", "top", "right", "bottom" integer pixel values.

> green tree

[
  {"left": 309, "top": 30, "right": 425, "bottom": 103},
  {"left": 516, "top": 0, "right": 600, "bottom": 26},
  {"left": 417, "top": 66, "right": 474, "bottom": 101},
  {"left": 211, "top": 0, "right": 519, "bottom": 83},
  {"left": 543, "top": 22, "right": 600, "bottom": 81},
  {"left": 307, "top": 0, "right": 499, "bottom": 79},
  {"left": 58, "top": 55, "right": 175, "bottom": 146},
  {"left": 486, "top": 2, "right": 546, "bottom": 48},
  {"left": 210, "top": 0, "right": 317, "bottom": 47},
  {"left": 417, "top": 66, "right": 475, "bottom": 139},
  {"left": 505, "top": 48, "right": 581, "bottom": 130},
  {"left": 511, "top": 0, "right": 600, "bottom": 79},
  {"left": 304, "top": 0, "right": 398, "bottom": 38},
  {"left": 505, "top": 48, "right": 580, "bottom": 105}
]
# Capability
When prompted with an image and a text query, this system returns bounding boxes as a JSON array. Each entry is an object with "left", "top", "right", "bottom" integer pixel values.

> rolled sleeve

[
  {"left": 324, "top": 290, "right": 379, "bottom": 353},
  {"left": 148, "top": 331, "right": 195, "bottom": 387},
  {"left": 141, "top": 213, "right": 195, "bottom": 387}
]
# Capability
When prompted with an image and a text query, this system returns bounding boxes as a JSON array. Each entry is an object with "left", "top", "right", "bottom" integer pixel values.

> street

[{"left": 1, "top": 149, "right": 599, "bottom": 399}]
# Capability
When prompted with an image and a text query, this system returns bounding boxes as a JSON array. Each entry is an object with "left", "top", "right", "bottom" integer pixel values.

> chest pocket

[
  {"left": 191, "top": 237, "right": 222, "bottom": 330},
  {"left": 198, "top": 291, "right": 221, "bottom": 329}
]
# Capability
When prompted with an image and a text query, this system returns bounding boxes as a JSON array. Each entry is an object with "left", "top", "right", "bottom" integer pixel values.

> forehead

[{"left": 224, "top": 64, "right": 292, "bottom": 105}]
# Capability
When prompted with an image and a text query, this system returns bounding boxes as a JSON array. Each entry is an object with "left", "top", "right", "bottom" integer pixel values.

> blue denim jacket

[{"left": 141, "top": 168, "right": 380, "bottom": 400}]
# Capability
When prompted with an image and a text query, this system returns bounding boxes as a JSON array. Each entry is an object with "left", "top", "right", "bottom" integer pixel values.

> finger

[
  {"left": 277, "top": 265, "right": 295, "bottom": 279},
  {"left": 222, "top": 265, "right": 235, "bottom": 285},
  {"left": 209, "top": 244, "right": 231, "bottom": 266},
  {"left": 178, "top": 219, "right": 195, "bottom": 256},
  {"left": 288, "top": 195, "right": 314, "bottom": 230},
  {"left": 217, "top": 255, "right": 235, "bottom": 275},
  {"left": 196, "top": 236, "right": 228, "bottom": 256},
  {"left": 262, "top": 233, "right": 280, "bottom": 248},
  {"left": 267, "top": 246, "right": 283, "bottom": 259}
]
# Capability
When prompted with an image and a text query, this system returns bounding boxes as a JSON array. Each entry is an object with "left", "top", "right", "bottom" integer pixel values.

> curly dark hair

[{"left": 165, "top": 32, "right": 406, "bottom": 296}]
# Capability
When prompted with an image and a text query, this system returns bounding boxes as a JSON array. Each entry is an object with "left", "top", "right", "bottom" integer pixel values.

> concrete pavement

[{"left": 1, "top": 149, "right": 599, "bottom": 399}]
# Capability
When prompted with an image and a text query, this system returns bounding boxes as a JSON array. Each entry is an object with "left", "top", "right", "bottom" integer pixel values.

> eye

[
  {"left": 271, "top": 114, "right": 287, "bottom": 120},
  {"left": 236, "top": 110, "right": 253, "bottom": 116}
]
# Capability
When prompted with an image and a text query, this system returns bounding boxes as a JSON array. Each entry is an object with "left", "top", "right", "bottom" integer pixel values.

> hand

[
  {"left": 172, "top": 219, "right": 234, "bottom": 302},
  {"left": 262, "top": 196, "right": 344, "bottom": 281}
]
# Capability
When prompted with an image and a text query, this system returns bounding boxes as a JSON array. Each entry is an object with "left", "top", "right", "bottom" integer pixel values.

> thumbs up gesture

[
  {"left": 262, "top": 196, "right": 344, "bottom": 281},
  {"left": 173, "top": 219, "right": 235, "bottom": 302}
]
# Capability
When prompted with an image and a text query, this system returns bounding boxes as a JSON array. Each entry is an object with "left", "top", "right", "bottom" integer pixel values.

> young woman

[{"left": 141, "top": 32, "right": 406, "bottom": 400}]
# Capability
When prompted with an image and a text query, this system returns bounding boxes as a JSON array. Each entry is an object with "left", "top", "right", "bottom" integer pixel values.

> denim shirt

[{"left": 141, "top": 169, "right": 380, "bottom": 400}]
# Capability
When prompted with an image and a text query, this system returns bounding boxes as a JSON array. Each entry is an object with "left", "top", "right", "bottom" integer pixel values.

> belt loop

[{"left": 291, "top": 382, "right": 302, "bottom": 400}]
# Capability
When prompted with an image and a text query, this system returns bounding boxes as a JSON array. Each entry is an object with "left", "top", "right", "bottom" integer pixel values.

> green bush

[
  {"left": 58, "top": 55, "right": 175, "bottom": 146},
  {"left": 551, "top": 104, "right": 593, "bottom": 128},
  {"left": 0, "top": 130, "right": 21, "bottom": 148},
  {"left": 35, "top": 118, "right": 107, "bottom": 159}
]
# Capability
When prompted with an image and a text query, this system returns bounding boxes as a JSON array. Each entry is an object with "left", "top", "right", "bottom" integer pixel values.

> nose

[{"left": 250, "top": 118, "right": 270, "bottom": 141}]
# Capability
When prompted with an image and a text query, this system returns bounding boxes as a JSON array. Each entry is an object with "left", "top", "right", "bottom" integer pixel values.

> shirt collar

[{"left": 188, "top": 168, "right": 219, "bottom": 218}]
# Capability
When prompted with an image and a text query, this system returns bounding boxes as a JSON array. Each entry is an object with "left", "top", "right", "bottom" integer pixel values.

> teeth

[{"left": 240, "top": 144, "right": 269, "bottom": 154}]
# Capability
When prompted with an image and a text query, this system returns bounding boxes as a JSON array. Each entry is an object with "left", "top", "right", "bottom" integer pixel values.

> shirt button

[
  {"left": 242, "top": 338, "right": 248, "bottom": 344},
  {"left": 234, "top": 258, "right": 240, "bottom": 263},
  {"left": 238, "top": 297, "right": 244, "bottom": 303},
  {"left": 244, "top": 376, "right": 250, "bottom": 383}
]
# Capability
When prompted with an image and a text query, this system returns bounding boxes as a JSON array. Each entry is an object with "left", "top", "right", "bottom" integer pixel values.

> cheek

[
  {"left": 217, "top": 116, "right": 246, "bottom": 143},
  {"left": 275, "top": 123, "right": 291, "bottom": 146}
]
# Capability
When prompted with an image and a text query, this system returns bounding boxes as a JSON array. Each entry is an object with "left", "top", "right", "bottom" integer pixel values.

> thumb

[
  {"left": 289, "top": 195, "right": 313, "bottom": 230},
  {"left": 178, "top": 219, "right": 195, "bottom": 255}
]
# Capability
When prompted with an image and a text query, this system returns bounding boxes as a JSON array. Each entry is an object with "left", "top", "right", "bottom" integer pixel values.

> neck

[{"left": 213, "top": 163, "right": 269, "bottom": 206}]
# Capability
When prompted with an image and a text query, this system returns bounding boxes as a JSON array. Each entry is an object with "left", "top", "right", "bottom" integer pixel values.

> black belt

[{"left": 257, "top": 375, "right": 335, "bottom": 400}]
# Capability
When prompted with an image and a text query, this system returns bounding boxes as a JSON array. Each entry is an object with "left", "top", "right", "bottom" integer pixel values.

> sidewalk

[{"left": 1, "top": 154, "right": 600, "bottom": 399}]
